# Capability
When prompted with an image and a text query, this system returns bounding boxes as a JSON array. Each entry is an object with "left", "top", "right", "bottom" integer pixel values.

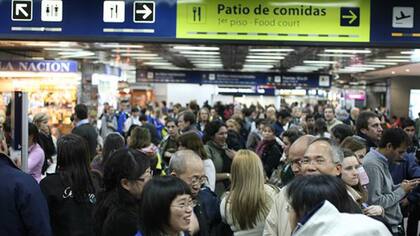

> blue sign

[
  {"left": 0, "top": 0, "right": 176, "bottom": 40},
  {"left": 370, "top": 0, "right": 419, "bottom": 45},
  {"left": 0, "top": 0, "right": 416, "bottom": 46},
  {"left": 0, "top": 60, "right": 78, "bottom": 73},
  {"left": 267, "top": 73, "right": 331, "bottom": 88},
  {"left": 137, "top": 69, "right": 331, "bottom": 88}
]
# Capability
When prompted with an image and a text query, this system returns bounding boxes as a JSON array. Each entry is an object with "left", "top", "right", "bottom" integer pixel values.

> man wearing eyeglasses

[
  {"left": 169, "top": 150, "right": 221, "bottom": 236},
  {"left": 263, "top": 135, "right": 316, "bottom": 236}
]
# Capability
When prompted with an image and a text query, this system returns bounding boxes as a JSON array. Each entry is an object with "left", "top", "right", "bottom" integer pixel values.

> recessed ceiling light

[
  {"left": 391, "top": 71, "right": 396, "bottom": 74},
  {"left": 406, "top": 69, "right": 410, "bottom": 72}
]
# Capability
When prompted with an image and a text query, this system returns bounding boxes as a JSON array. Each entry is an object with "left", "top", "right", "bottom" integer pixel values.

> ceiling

[{"left": 0, "top": 40, "right": 418, "bottom": 86}]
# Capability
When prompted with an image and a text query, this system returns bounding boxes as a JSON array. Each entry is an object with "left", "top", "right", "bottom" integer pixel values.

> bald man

[
  {"left": 169, "top": 150, "right": 221, "bottom": 236},
  {"left": 288, "top": 135, "right": 316, "bottom": 176},
  {"left": 263, "top": 135, "right": 315, "bottom": 236}
]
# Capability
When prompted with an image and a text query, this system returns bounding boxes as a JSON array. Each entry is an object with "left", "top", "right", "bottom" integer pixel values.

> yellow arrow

[{"left": 343, "top": 10, "right": 357, "bottom": 24}]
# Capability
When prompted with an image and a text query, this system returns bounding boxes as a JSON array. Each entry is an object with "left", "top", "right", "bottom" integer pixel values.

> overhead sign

[
  {"left": 136, "top": 69, "right": 331, "bottom": 88},
  {"left": 177, "top": 0, "right": 370, "bottom": 42},
  {"left": 41, "top": 0, "right": 63, "bottom": 22},
  {"left": 0, "top": 60, "right": 78, "bottom": 73},
  {"left": 392, "top": 7, "right": 414, "bottom": 28},
  {"left": 134, "top": 1, "right": 155, "bottom": 23},
  {"left": 267, "top": 73, "right": 331, "bottom": 88},
  {"left": 103, "top": 1, "right": 125, "bottom": 23},
  {"left": 370, "top": 0, "right": 418, "bottom": 45},
  {"left": 12, "top": 0, "right": 32, "bottom": 21}
]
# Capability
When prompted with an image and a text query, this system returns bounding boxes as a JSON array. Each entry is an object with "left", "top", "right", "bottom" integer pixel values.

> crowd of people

[{"left": 0, "top": 99, "right": 420, "bottom": 236}]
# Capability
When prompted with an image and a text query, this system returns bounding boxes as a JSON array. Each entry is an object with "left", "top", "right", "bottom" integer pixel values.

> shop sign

[
  {"left": 345, "top": 90, "right": 366, "bottom": 100},
  {"left": 0, "top": 60, "right": 78, "bottom": 73},
  {"left": 177, "top": 0, "right": 370, "bottom": 42}
]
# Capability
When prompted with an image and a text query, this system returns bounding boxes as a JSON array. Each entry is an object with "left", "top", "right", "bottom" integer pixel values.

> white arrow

[
  {"left": 16, "top": 3, "right": 29, "bottom": 17},
  {"left": 136, "top": 4, "right": 152, "bottom": 19}
]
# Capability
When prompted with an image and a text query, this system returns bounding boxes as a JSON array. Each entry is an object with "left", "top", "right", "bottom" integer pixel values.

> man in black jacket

[
  {"left": 72, "top": 104, "right": 98, "bottom": 160},
  {"left": 0, "top": 152, "right": 52, "bottom": 235},
  {"left": 356, "top": 111, "right": 383, "bottom": 150}
]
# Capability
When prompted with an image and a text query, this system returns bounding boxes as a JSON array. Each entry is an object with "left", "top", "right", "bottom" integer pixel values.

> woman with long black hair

[
  {"left": 94, "top": 148, "right": 151, "bottom": 236},
  {"left": 40, "top": 134, "right": 97, "bottom": 236}
]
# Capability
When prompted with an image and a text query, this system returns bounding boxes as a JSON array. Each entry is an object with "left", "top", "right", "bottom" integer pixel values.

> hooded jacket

[{"left": 292, "top": 201, "right": 391, "bottom": 236}]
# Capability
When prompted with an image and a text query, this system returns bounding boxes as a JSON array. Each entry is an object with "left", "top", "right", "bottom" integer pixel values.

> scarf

[{"left": 256, "top": 139, "right": 276, "bottom": 158}]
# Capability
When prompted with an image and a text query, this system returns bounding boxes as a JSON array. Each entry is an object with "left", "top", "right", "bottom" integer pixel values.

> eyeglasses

[
  {"left": 289, "top": 159, "right": 303, "bottom": 167},
  {"left": 191, "top": 176, "right": 208, "bottom": 186},
  {"left": 171, "top": 199, "right": 197, "bottom": 210}
]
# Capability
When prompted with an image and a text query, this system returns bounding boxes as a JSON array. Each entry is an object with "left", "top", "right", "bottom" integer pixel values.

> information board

[
  {"left": 177, "top": 0, "right": 370, "bottom": 42},
  {"left": 137, "top": 69, "right": 331, "bottom": 88}
]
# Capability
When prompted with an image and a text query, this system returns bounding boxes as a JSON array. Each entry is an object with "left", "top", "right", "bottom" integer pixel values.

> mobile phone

[{"left": 361, "top": 203, "right": 369, "bottom": 209}]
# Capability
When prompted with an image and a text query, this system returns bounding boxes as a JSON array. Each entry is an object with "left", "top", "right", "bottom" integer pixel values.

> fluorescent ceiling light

[
  {"left": 99, "top": 44, "right": 143, "bottom": 48},
  {"left": 338, "top": 68, "right": 368, "bottom": 73},
  {"left": 153, "top": 66, "right": 183, "bottom": 70},
  {"left": 304, "top": 60, "right": 337, "bottom": 64},
  {"left": 60, "top": 52, "right": 95, "bottom": 58},
  {"left": 192, "top": 61, "right": 222, "bottom": 64},
  {"left": 194, "top": 63, "right": 223, "bottom": 67},
  {"left": 346, "top": 66, "right": 376, "bottom": 70},
  {"left": 112, "top": 49, "right": 148, "bottom": 53},
  {"left": 143, "top": 62, "right": 173, "bottom": 66},
  {"left": 386, "top": 56, "right": 412, "bottom": 59},
  {"left": 400, "top": 51, "right": 414, "bottom": 55},
  {"left": 132, "top": 57, "right": 164, "bottom": 60},
  {"left": 121, "top": 53, "right": 159, "bottom": 57},
  {"left": 26, "top": 42, "right": 73, "bottom": 47},
  {"left": 32, "top": 57, "right": 45, "bottom": 60},
  {"left": 247, "top": 56, "right": 284, "bottom": 59},
  {"left": 317, "top": 54, "right": 354, "bottom": 58},
  {"left": 290, "top": 66, "right": 321, "bottom": 69},
  {"left": 324, "top": 49, "right": 371, "bottom": 54},
  {"left": 249, "top": 48, "right": 294, "bottom": 52},
  {"left": 353, "top": 64, "right": 385, "bottom": 68},
  {"left": 243, "top": 64, "right": 274, "bottom": 68},
  {"left": 248, "top": 53, "right": 288, "bottom": 56},
  {"left": 45, "top": 48, "right": 82, "bottom": 51},
  {"left": 173, "top": 46, "right": 219, "bottom": 51},
  {"left": 245, "top": 59, "right": 278, "bottom": 63},
  {"left": 184, "top": 55, "right": 220, "bottom": 58},
  {"left": 374, "top": 59, "right": 410, "bottom": 62},
  {"left": 369, "top": 62, "right": 398, "bottom": 65},
  {"left": 179, "top": 51, "right": 219, "bottom": 55}
]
